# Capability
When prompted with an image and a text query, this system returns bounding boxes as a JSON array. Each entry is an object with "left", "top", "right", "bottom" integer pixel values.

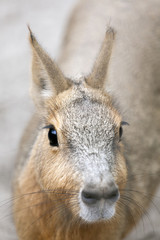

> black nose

[{"left": 81, "top": 187, "right": 119, "bottom": 205}]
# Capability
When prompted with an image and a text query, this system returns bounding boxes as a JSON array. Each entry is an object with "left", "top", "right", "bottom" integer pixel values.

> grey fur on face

[{"left": 57, "top": 83, "right": 120, "bottom": 222}]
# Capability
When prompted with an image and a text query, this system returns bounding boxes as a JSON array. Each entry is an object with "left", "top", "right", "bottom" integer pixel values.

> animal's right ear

[{"left": 28, "top": 27, "right": 68, "bottom": 108}]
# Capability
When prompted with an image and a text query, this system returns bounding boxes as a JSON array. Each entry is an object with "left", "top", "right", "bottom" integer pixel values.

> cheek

[
  {"left": 35, "top": 137, "right": 80, "bottom": 193},
  {"left": 33, "top": 132, "right": 81, "bottom": 219},
  {"left": 114, "top": 153, "right": 127, "bottom": 191},
  {"left": 37, "top": 148, "right": 81, "bottom": 218}
]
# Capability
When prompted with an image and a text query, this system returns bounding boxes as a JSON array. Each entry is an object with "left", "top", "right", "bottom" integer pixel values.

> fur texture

[{"left": 13, "top": 0, "right": 160, "bottom": 239}]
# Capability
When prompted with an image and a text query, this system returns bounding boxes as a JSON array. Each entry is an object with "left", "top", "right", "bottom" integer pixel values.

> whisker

[
  {"left": 120, "top": 195, "right": 146, "bottom": 235},
  {"left": 119, "top": 172, "right": 160, "bottom": 186},
  {"left": 120, "top": 188, "right": 160, "bottom": 199},
  {"left": 121, "top": 194, "right": 155, "bottom": 234},
  {"left": 2, "top": 196, "right": 73, "bottom": 221},
  {"left": 118, "top": 199, "right": 137, "bottom": 228},
  {"left": 120, "top": 188, "right": 160, "bottom": 219},
  {"left": 22, "top": 197, "right": 78, "bottom": 238},
  {"left": 0, "top": 189, "right": 77, "bottom": 207}
]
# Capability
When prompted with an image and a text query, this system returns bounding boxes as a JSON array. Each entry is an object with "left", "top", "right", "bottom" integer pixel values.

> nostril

[
  {"left": 81, "top": 190, "right": 100, "bottom": 205},
  {"left": 104, "top": 188, "right": 120, "bottom": 203},
  {"left": 81, "top": 187, "right": 120, "bottom": 205}
]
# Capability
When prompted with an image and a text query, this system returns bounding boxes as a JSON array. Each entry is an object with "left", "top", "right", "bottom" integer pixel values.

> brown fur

[{"left": 13, "top": 0, "right": 160, "bottom": 239}]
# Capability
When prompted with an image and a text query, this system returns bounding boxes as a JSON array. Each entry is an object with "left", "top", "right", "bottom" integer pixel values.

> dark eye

[
  {"left": 119, "top": 126, "right": 123, "bottom": 141},
  {"left": 48, "top": 127, "right": 59, "bottom": 147},
  {"left": 118, "top": 121, "right": 129, "bottom": 142}
]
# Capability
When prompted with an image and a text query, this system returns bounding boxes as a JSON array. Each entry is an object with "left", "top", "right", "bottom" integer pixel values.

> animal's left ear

[{"left": 86, "top": 28, "right": 115, "bottom": 89}]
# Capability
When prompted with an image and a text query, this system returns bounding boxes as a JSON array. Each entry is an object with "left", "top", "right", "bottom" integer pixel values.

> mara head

[{"left": 29, "top": 27, "right": 127, "bottom": 224}]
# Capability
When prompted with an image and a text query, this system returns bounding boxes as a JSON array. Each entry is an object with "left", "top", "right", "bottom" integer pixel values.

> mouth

[{"left": 79, "top": 198, "right": 117, "bottom": 223}]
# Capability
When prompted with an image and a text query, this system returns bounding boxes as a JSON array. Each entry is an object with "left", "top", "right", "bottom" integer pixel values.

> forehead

[
  {"left": 63, "top": 96, "right": 114, "bottom": 131},
  {"left": 51, "top": 84, "right": 121, "bottom": 147}
]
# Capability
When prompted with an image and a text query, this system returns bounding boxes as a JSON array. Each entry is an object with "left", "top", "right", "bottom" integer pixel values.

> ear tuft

[
  {"left": 27, "top": 25, "right": 35, "bottom": 44},
  {"left": 27, "top": 26, "right": 45, "bottom": 55},
  {"left": 106, "top": 27, "right": 115, "bottom": 38}
]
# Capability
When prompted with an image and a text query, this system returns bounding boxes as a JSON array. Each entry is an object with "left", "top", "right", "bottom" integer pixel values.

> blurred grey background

[{"left": 0, "top": 0, "right": 159, "bottom": 239}]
